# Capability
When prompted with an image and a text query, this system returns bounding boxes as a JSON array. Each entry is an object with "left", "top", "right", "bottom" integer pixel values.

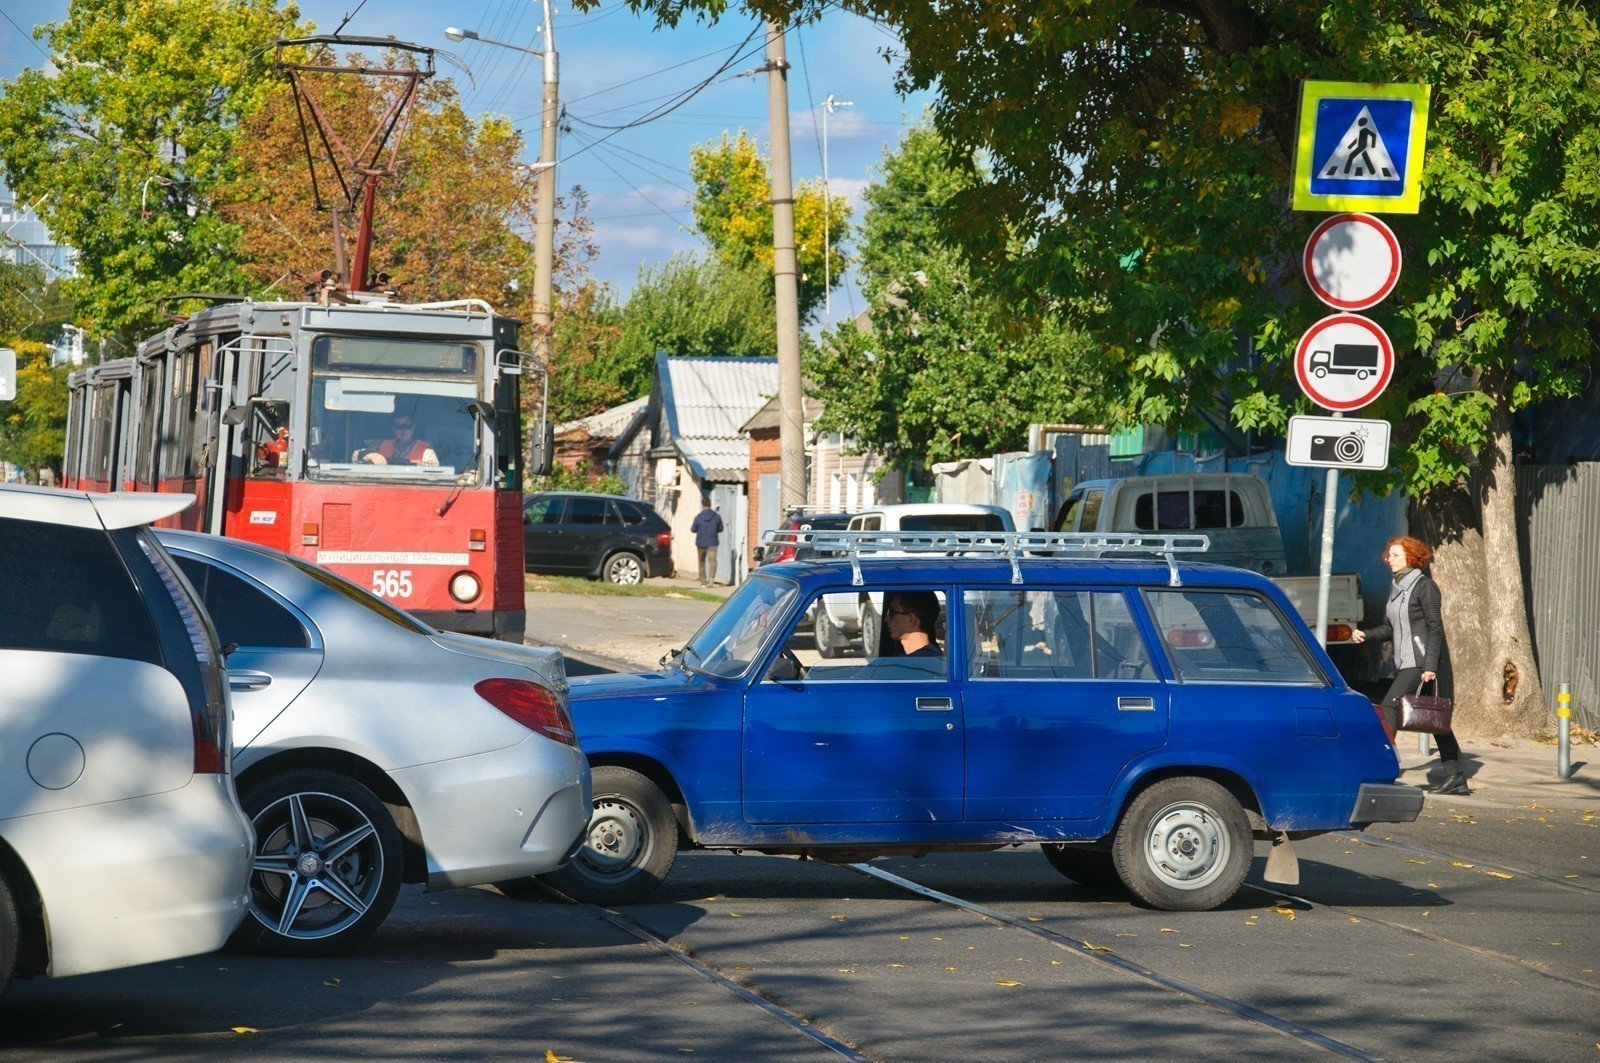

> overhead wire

[
  {"left": 566, "top": 125, "right": 690, "bottom": 225},
  {"left": 331, "top": 0, "right": 372, "bottom": 37},
  {"left": 555, "top": 21, "right": 766, "bottom": 165},
  {"left": 1, "top": 11, "right": 51, "bottom": 62}
]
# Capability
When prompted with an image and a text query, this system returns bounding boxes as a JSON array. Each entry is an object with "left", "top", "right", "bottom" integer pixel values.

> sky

[{"left": 0, "top": 0, "right": 930, "bottom": 323}]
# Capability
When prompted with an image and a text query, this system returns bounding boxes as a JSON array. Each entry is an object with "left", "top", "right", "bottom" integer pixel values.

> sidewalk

[{"left": 1395, "top": 732, "right": 1599, "bottom": 810}]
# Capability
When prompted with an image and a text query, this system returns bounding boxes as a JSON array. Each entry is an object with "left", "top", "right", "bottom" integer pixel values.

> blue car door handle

[
  {"left": 916, "top": 696, "right": 953, "bottom": 712},
  {"left": 229, "top": 670, "right": 273, "bottom": 692},
  {"left": 1117, "top": 695, "right": 1155, "bottom": 711}
]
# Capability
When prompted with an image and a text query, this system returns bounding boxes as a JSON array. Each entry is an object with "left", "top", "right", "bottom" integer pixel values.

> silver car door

[{"left": 172, "top": 553, "right": 325, "bottom": 749}]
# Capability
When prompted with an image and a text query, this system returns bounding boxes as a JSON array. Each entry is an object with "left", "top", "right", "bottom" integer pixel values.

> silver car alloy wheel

[
  {"left": 249, "top": 791, "right": 385, "bottom": 939},
  {"left": 571, "top": 797, "right": 649, "bottom": 881},
  {"left": 1142, "top": 800, "right": 1230, "bottom": 891}
]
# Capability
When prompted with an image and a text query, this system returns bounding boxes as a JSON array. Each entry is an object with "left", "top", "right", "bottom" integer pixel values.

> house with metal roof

[{"left": 607, "top": 352, "right": 781, "bottom": 581}]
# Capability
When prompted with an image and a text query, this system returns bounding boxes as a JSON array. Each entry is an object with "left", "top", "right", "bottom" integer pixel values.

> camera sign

[
  {"left": 1294, "top": 313, "right": 1394, "bottom": 411},
  {"left": 1286, "top": 415, "right": 1392, "bottom": 471}
]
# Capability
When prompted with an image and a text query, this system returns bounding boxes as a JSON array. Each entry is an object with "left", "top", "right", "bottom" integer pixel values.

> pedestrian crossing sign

[{"left": 1293, "top": 81, "right": 1430, "bottom": 214}]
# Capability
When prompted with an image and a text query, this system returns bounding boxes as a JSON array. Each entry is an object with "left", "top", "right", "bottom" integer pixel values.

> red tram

[{"left": 64, "top": 295, "right": 546, "bottom": 642}]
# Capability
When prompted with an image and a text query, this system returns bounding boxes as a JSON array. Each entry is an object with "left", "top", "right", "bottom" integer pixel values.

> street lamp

[
  {"left": 444, "top": 3, "right": 559, "bottom": 444},
  {"left": 822, "top": 93, "right": 853, "bottom": 322}
]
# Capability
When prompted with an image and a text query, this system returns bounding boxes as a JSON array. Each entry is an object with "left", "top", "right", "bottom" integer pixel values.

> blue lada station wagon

[{"left": 546, "top": 531, "right": 1423, "bottom": 912}]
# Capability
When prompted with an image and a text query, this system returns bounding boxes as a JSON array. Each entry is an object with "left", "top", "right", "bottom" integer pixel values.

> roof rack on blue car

[{"left": 758, "top": 530, "right": 1211, "bottom": 588}]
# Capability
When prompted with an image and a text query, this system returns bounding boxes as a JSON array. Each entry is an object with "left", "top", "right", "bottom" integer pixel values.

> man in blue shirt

[{"left": 691, "top": 497, "right": 724, "bottom": 586}]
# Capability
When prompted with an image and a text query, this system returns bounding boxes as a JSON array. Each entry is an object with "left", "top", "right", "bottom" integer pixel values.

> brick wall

[{"left": 748, "top": 428, "right": 782, "bottom": 566}]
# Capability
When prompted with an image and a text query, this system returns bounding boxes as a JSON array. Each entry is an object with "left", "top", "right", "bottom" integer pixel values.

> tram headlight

[{"left": 449, "top": 571, "right": 483, "bottom": 604}]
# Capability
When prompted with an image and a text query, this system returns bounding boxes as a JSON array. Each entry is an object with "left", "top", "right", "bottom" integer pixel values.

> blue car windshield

[{"left": 682, "top": 574, "right": 797, "bottom": 678}]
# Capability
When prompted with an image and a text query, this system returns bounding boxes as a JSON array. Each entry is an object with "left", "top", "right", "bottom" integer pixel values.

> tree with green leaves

[
  {"left": 617, "top": 0, "right": 1600, "bottom": 737},
  {"left": 0, "top": 0, "right": 304, "bottom": 344},
  {"left": 610, "top": 253, "right": 777, "bottom": 399},
  {"left": 0, "top": 339, "right": 69, "bottom": 479},
  {"left": 690, "top": 129, "right": 850, "bottom": 321},
  {"left": 808, "top": 124, "right": 1097, "bottom": 466}
]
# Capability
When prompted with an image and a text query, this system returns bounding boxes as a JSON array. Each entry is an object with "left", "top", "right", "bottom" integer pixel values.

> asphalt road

[{"left": 3, "top": 808, "right": 1594, "bottom": 1061}]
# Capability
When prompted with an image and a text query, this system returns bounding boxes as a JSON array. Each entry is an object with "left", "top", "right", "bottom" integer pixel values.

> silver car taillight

[{"left": 474, "top": 678, "right": 577, "bottom": 746}]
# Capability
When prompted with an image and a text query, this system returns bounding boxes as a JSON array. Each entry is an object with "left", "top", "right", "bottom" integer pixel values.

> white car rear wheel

[{"left": 0, "top": 873, "right": 17, "bottom": 996}]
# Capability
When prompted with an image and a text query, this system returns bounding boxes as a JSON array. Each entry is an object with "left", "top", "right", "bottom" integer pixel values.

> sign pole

[{"left": 1314, "top": 465, "right": 1340, "bottom": 649}]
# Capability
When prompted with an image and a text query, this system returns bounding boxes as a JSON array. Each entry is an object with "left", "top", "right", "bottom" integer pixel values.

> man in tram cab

[
  {"left": 362, "top": 415, "right": 439, "bottom": 466},
  {"left": 256, "top": 426, "right": 290, "bottom": 468}
]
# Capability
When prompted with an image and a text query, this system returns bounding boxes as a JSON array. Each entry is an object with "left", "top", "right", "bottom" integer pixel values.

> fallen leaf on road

[
  {"left": 1348, "top": 917, "right": 1362, "bottom": 924},
  {"left": 727, "top": 912, "right": 742, "bottom": 918},
  {"left": 1273, "top": 907, "right": 1296, "bottom": 920},
  {"left": 1428, "top": 882, "right": 1438, "bottom": 888},
  {"left": 888, "top": 963, "right": 904, "bottom": 968},
  {"left": 1084, "top": 943, "right": 1114, "bottom": 954},
  {"left": 1566, "top": 874, "right": 1581, "bottom": 879},
  {"left": 1451, "top": 861, "right": 1475, "bottom": 868},
  {"left": 232, "top": 1027, "right": 258, "bottom": 1035},
  {"left": 899, "top": 935, "right": 910, "bottom": 940},
  {"left": 1178, "top": 943, "right": 1194, "bottom": 948},
  {"left": 1026, "top": 916, "right": 1044, "bottom": 922},
  {"left": 946, "top": 966, "right": 958, "bottom": 972},
  {"left": 1160, "top": 928, "right": 1178, "bottom": 933},
  {"left": 1486, "top": 871, "right": 1515, "bottom": 880},
  {"left": 323, "top": 977, "right": 341, "bottom": 988},
  {"left": 997, "top": 979, "right": 1022, "bottom": 987},
  {"left": 1407, "top": 858, "right": 1430, "bottom": 865}
]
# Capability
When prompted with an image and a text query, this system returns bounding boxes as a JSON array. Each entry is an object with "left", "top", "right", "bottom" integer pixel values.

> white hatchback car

[
  {"left": 157, "top": 530, "right": 592, "bottom": 955},
  {"left": 0, "top": 487, "right": 253, "bottom": 994}
]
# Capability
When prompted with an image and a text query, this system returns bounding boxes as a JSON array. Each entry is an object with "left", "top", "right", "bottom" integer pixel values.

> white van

[
  {"left": 813, "top": 504, "right": 1016, "bottom": 656},
  {"left": 0, "top": 487, "right": 253, "bottom": 993}
]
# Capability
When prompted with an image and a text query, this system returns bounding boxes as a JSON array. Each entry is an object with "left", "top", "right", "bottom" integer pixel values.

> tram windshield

[{"left": 306, "top": 336, "right": 487, "bottom": 483}]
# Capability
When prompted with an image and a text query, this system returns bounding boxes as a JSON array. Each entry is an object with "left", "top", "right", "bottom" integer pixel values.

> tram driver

[{"left": 361, "top": 415, "right": 440, "bottom": 467}]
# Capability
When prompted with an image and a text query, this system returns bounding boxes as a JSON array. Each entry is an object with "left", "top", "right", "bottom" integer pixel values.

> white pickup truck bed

[{"left": 1274, "top": 574, "right": 1362, "bottom": 643}]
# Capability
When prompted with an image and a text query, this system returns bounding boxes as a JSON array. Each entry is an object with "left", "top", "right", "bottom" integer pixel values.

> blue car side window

[
  {"left": 964, "top": 589, "right": 1150, "bottom": 680},
  {"left": 1146, "top": 589, "right": 1321, "bottom": 684}
]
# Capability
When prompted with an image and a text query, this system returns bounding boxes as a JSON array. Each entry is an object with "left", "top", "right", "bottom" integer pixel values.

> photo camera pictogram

[{"left": 1309, "top": 425, "right": 1370, "bottom": 464}]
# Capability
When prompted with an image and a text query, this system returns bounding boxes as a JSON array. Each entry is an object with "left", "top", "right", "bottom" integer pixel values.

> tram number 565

[{"left": 371, "top": 569, "right": 413, "bottom": 599}]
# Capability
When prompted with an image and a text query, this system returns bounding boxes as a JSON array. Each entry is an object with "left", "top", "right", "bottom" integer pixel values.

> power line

[
  {"left": 793, "top": 21, "right": 826, "bottom": 173},
  {"left": 560, "top": 39, "right": 758, "bottom": 110},
  {"left": 0, "top": 10, "right": 51, "bottom": 62},
  {"left": 555, "top": 22, "right": 766, "bottom": 164},
  {"left": 567, "top": 126, "right": 689, "bottom": 226},
  {"left": 331, "top": 0, "right": 372, "bottom": 37},
  {"left": 588, "top": 140, "right": 693, "bottom": 192}
]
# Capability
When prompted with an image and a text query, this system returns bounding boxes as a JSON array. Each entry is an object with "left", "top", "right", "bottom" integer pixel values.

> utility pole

[
  {"left": 532, "top": 0, "right": 559, "bottom": 383},
  {"left": 764, "top": 19, "right": 806, "bottom": 511}
]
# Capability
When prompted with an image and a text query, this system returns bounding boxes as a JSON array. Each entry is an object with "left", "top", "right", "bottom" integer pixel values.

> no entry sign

[
  {"left": 1294, "top": 314, "right": 1394, "bottom": 411},
  {"left": 1303, "top": 213, "right": 1401, "bottom": 311}
]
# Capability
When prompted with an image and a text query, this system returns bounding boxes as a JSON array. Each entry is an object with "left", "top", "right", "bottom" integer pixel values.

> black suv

[{"left": 523, "top": 492, "right": 674, "bottom": 584}]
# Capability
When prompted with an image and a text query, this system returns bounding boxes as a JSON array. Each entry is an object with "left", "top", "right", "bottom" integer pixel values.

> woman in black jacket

[{"left": 1351, "top": 535, "right": 1469, "bottom": 794}]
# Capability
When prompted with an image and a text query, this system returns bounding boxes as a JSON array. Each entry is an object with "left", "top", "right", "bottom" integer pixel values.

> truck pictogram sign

[{"left": 1294, "top": 314, "right": 1394, "bottom": 411}]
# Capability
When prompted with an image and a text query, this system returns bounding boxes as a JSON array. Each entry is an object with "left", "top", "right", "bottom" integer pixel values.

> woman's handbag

[{"left": 1398, "top": 679, "right": 1454, "bottom": 734}]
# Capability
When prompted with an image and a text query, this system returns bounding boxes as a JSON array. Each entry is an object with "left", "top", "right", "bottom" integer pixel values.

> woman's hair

[{"left": 1386, "top": 535, "right": 1433, "bottom": 569}]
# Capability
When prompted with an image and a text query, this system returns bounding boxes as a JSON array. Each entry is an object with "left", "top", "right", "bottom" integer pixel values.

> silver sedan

[{"left": 157, "top": 530, "right": 592, "bottom": 956}]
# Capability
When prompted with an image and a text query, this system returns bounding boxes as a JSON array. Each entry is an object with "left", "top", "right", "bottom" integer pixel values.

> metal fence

[{"left": 1520, "top": 464, "right": 1600, "bottom": 728}]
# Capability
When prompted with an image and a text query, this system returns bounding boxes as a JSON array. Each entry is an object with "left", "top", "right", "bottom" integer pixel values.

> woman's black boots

[{"left": 1431, "top": 760, "right": 1470, "bottom": 795}]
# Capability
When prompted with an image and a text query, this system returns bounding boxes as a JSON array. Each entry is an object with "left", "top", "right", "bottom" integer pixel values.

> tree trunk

[{"left": 1413, "top": 371, "right": 1548, "bottom": 739}]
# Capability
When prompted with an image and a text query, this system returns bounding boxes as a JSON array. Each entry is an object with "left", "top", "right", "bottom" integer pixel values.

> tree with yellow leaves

[{"left": 689, "top": 130, "right": 849, "bottom": 321}]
